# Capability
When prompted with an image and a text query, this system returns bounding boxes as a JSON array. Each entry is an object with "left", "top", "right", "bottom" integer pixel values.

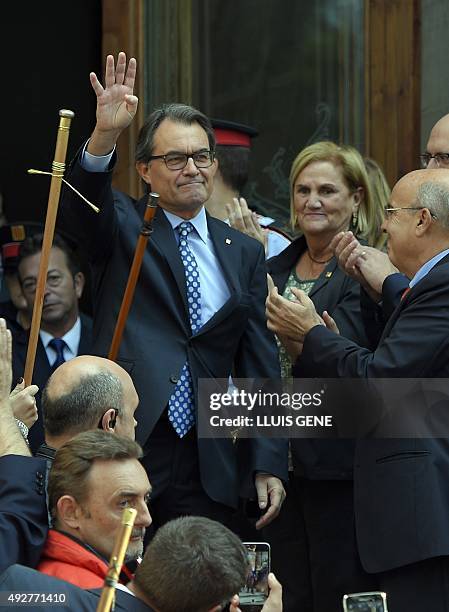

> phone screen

[
  {"left": 343, "top": 591, "right": 388, "bottom": 612},
  {"left": 238, "top": 542, "right": 270, "bottom": 608}
]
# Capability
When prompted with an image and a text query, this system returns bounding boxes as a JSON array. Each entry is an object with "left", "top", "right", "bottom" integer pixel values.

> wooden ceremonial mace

[
  {"left": 96, "top": 507, "right": 137, "bottom": 612},
  {"left": 24, "top": 109, "right": 75, "bottom": 386},
  {"left": 108, "top": 192, "right": 159, "bottom": 361}
]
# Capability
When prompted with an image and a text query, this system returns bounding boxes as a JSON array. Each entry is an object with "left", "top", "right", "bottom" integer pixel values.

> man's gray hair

[
  {"left": 42, "top": 370, "right": 123, "bottom": 437},
  {"left": 417, "top": 181, "right": 449, "bottom": 230},
  {"left": 135, "top": 102, "right": 215, "bottom": 164}
]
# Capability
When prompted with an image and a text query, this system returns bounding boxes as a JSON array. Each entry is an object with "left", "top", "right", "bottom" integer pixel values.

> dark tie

[
  {"left": 48, "top": 337, "right": 67, "bottom": 370},
  {"left": 168, "top": 222, "right": 202, "bottom": 437}
]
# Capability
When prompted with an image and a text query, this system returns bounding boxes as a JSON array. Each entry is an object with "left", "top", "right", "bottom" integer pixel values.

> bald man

[
  {"left": 423, "top": 112, "right": 449, "bottom": 169},
  {"left": 333, "top": 112, "right": 449, "bottom": 305},
  {"left": 266, "top": 169, "right": 449, "bottom": 612},
  {"left": 35, "top": 355, "right": 138, "bottom": 462}
]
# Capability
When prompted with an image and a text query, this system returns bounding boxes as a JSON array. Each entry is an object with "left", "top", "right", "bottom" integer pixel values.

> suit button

[
  {"left": 170, "top": 375, "right": 178, "bottom": 384},
  {"left": 36, "top": 472, "right": 44, "bottom": 481}
]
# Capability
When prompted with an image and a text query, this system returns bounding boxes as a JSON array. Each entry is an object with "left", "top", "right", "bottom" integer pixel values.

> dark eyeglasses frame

[
  {"left": 419, "top": 153, "right": 449, "bottom": 168},
  {"left": 148, "top": 150, "right": 215, "bottom": 170}
]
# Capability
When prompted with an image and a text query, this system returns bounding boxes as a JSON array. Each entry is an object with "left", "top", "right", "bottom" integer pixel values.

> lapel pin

[
  {"left": 225, "top": 238, "right": 232, "bottom": 245},
  {"left": 325, "top": 271, "right": 332, "bottom": 278}
]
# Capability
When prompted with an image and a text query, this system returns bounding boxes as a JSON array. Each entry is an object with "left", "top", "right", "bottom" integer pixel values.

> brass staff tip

[
  {"left": 149, "top": 192, "right": 160, "bottom": 199},
  {"left": 59, "top": 109, "right": 75, "bottom": 118}
]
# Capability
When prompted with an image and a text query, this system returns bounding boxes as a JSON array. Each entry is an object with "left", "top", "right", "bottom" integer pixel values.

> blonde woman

[{"left": 265, "top": 141, "right": 378, "bottom": 612}]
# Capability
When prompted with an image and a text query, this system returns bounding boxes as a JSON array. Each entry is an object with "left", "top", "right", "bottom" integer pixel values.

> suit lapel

[
  {"left": 141, "top": 207, "right": 242, "bottom": 334},
  {"left": 147, "top": 206, "right": 189, "bottom": 315},
  {"left": 20, "top": 332, "right": 51, "bottom": 385},
  {"left": 268, "top": 235, "right": 337, "bottom": 298},
  {"left": 268, "top": 236, "right": 305, "bottom": 293},
  {"left": 207, "top": 215, "right": 240, "bottom": 293},
  {"left": 378, "top": 253, "right": 449, "bottom": 342},
  {"left": 308, "top": 259, "right": 338, "bottom": 299},
  {"left": 77, "top": 315, "right": 93, "bottom": 355},
  {"left": 15, "top": 328, "right": 50, "bottom": 369},
  {"left": 379, "top": 255, "right": 449, "bottom": 344}
]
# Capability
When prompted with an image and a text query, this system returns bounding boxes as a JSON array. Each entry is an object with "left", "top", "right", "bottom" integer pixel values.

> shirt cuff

[{"left": 80, "top": 141, "right": 115, "bottom": 172}]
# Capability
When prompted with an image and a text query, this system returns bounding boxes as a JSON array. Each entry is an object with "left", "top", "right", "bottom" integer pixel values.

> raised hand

[
  {"left": 0, "top": 319, "right": 12, "bottom": 403},
  {"left": 226, "top": 197, "right": 268, "bottom": 251},
  {"left": 266, "top": 286, "right": 322, "bottom": 339},
  {"left": 331, "top": 231, "right": 398, "bottom": 302},
  {"left": 0, "top": 319, "right": 30, "bottom": 456},
  {"left": 88, "top": 52, "right": 139, "bottom": 155},
  {"left": 331, "top": 231, "right": 366, "bottom": 285},
  {"left": 10, "top": 381, "right": 39, "bottom": 429}
]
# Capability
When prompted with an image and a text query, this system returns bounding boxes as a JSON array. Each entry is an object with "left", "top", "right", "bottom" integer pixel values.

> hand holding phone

[
  {"left": 238, "top": 542, "right": 271, "bottom": 609},
  {"left": 260, "top": 573, "right": 282, "bottom": 612},
  {"left": 231, "top": 572, "right": 282, "bottom": 612}
]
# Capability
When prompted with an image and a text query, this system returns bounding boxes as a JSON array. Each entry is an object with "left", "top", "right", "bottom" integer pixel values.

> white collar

[
  {"left": 163, "top": 207, "right": 208, "bottom": 244},
  {"left": 39, "top": 316, "right": 81, "bottom": 354}
]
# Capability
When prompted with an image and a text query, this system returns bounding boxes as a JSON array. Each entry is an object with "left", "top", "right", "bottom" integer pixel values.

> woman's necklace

[{"left": 307, "top": 250, "right": 333, "bottom": 265}]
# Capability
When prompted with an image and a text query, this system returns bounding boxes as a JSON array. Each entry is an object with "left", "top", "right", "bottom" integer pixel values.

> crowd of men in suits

[{"left": 1, "top": 48, "right": 449, "bottom": 612}]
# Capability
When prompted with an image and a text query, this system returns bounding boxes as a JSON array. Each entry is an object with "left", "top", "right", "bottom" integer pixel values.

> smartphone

[
  {"left": 238, "top": 542, "right": 270, "bottom": 609},
  {"left": 343, "top": 591, "right": 388, "bottom": 612}
]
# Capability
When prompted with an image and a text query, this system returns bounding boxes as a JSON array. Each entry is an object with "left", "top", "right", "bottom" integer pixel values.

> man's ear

[
  {"left": 209, "top": 157, "right": 218, "bottom": 181},
  {"left": 136, "top": 161, "right": 152, "bottom": 187},
  {"left": 74, "top": 271, "right": 85, "bottom": 299},
  {"left": 415, "top": 208, "right": 433, "bottom": 236},
  {"left": 56, "top": 495, "right": 83, "bottom": 529},
  {"left": 101, "top": 408, "right": 117, "bottom": 432}
]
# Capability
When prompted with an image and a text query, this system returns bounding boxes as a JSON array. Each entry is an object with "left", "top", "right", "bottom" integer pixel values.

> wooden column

[
  {"left": 365, "top": 0, "right": 421, "bottom": 187},
  {"left": 101, "top": 0, "right": 196, "bottom": 198},
  {"left": 102, "top": 0, "right": 145, "bottom": 199}
]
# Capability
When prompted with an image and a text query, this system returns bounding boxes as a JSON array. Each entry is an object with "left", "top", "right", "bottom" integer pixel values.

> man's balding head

[
  {"left": 382, "top": 169, "right": 449, "bottom": 276},
  {"left": 391, "top": 168, "right": 449, "bottom": 215},
  {"left": 42, "top": 355, "right": 138, "bottom": 447},
  {"left": 424, "top": 114, "right": 449, "bottom": 169}
]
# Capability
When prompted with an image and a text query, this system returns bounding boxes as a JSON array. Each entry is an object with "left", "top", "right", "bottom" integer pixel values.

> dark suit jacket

[
  {"left": 268, "top": 236, "right": 369, "bottom": 347},
  {"left": 0, "top": 565, "right": 153, "bottom": 611},
  {"left": 0, "top": 300, "right": 24, "bottom": 335},
  {"left": 267, "top": 236, "right": 369, "bottom": 479},
  {"left": 360, "top": 272, "right": 409, "bottom": 347},
  {"left": 58, "top": 156, "right": 287, "bottom": 508},
  {"left": 0, "top": 455, "right": 48, "bottom": 573},
  {"left": 11, "top": 314, "right": 93, "bottom": 453},
  {"left": 294, "top": 254, "right": 449, "bottom": 572}
]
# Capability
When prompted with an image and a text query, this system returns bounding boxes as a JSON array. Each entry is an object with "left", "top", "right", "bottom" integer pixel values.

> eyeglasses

[
  {"left": 384, "top": 207, "right": 438, "bottom": 220},
  {"left": 419, "top": 153, "right": 449, "bottom": 168},
  {"left": 148, "top": 150, "right": 215, "bottom": 170}
]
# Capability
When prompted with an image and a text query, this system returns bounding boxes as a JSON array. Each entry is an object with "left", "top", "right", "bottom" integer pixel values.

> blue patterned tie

[
  {"left": 168, "top": 222, "right": 202, "bottom": 437},
  {"left": 48, "top": 337, "right": 67, "bottom": 370}
]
